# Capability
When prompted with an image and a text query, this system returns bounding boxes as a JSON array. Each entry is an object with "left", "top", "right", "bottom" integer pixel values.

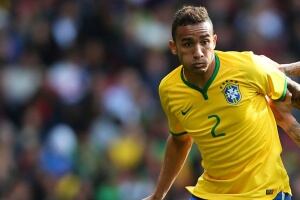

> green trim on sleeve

[
  {"left": 275, "top": 77, "right": 287, "bottom": 102},
  {"left": 169, "top": 130, "right": 188, "bottom": 136}
]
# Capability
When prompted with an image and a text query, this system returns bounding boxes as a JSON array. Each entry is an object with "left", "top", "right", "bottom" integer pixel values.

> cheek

[
  {"left": 179, "top": 51, "right": 192, "bottom": 63},
  {"left": 206, "top": 46, "right": 215, "bottom": 55},
  {"left": 206, "top": 50, "right": 214, "bottom": 60},
  {"left": 180, "top": 48, "right": 194, "bottom": 57},
  {"left": 210, "top": 41, "right": 216, "bottom": 50},
  {"left": 177, "top": 54, "right": 185, "bottom": 64}
]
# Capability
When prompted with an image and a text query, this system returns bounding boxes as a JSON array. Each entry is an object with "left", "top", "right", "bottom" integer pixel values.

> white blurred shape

[
  {"left": 90, "top": 118, "right": 120, "bottom": 151},
  {"left": 103, "top": 85, "right": 140, "bottom": 124},
  {"left": 52, "top": 17, "right": 77, "bottom": 48},
  {"left": 47, "top": 62, "right": 86, "bottom": 104},
  {"left": 255, "top": 9, "right": 283, "bottom": 39},
  {"left": 2, "top": 66, "right": 42, "bottom": 104},
  {"left": 48, "top": 124, "right": 77, "bottom": 157}
]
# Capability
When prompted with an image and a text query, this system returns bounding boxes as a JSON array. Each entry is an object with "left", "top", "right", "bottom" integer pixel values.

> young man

[{"left": 144, "top": 5, "right": 300, "bottom": 200}]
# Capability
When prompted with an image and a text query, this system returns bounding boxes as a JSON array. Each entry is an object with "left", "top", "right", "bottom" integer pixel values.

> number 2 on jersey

[{"left": 208, "top": 115, "right": 226, "bottom": 137}]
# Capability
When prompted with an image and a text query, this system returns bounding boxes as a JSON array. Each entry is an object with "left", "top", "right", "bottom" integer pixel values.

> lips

[
  {"left": 193, "top": 62, "right": 206, "bottom": 65},
  {"left": 192, "top": 62, "right": 206, "bottom": 68}
]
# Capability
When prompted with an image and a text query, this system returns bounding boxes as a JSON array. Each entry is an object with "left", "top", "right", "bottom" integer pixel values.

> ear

[
  {"left": 212, "top": 34, "right": 217, "bottom": 49},
  {"left": 169, "top": 40, "right": 177, "bottom": 55}
]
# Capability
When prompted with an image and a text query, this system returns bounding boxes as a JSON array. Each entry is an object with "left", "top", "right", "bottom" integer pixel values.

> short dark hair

[{"left": 171, "top": 6, "right": 213, "bottom": 40}]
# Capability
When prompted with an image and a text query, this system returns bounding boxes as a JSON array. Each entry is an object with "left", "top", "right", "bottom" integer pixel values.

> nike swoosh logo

[{"left": 181, "top": 107, "right": 192, "bottom": 115}]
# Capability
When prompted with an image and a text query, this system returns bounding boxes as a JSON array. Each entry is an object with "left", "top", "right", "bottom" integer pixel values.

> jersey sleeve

[
  {"left": 158, "top": 82, "right": 187, "bottom": 136},
  {"left": 246, "top": 53, "right": 287, "bottom": 101}
]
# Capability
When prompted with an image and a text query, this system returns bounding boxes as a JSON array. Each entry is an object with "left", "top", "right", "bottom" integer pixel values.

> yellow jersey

[{"left": 158, "top": 50, "right": 290, "bottom": 200}]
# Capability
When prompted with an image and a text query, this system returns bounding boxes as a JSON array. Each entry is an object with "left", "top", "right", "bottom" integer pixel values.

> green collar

[{"left": 181, "top": 54, "right": 220, "bottom": 100}]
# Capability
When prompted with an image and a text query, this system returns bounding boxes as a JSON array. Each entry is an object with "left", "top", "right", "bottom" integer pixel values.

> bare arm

[
  {"left": 144, "top": 134, "right": 193, "bottom": 200},
  {"left": 259, "top": 56, "right": 300, "bottom": 109},
  {"left": 270, "top": 91, "right": 300, "bottom": 147},
  {"left": 286, "top": 77, "right": 300, "bottom": 110},
  {"left": 279, "top": 62, "right": 300, "bottom": 76},
  {"left": 280, "top": 115, "right": 300, "bottom": 147},
  {"left": 277, "top": 61, "right": 300, "bottom": 109}
]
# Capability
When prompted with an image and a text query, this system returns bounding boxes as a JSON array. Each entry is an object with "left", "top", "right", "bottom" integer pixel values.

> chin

[{"left": 194, "top": 66, "right": 209, "bottom": 74}]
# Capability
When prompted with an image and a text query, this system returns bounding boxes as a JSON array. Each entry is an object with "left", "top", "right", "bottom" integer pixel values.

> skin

[
  {"left": 143, "top": 135, "right": 193, "bottom": 200},
  {"left": 287, "top": 77, "right": 300, "bottom": 110},
  {"left": 270, "top": 90, "right": 300, "bottom": 147},
  {"left": 279, "top": 62, "right": 300, "bottom": 76},
  {"left": 169, "top": 21, "right": 217, "bottom": 87},
  {"left": 144, "top": 21, "right": 300, "bottom": 200},
  {"left": 260, "top": 55, "right": 300, "bottom": 109}
]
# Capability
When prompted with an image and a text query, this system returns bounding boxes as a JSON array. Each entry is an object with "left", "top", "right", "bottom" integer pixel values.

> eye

[
  {"left": 201, "top": 40, "right": 210, "bottom": 45},
  {"left": 183, "top": 41, "right": 193, "bottom": 47}
]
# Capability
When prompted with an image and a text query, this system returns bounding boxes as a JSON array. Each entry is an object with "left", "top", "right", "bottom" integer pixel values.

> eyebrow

[
  {"left": 200, "top": 34, "right": 210, "bottom": 38},
  {"left": 181, "top": 34, "right": 210, "bottom": 42},
  {"left": 181, "top": 37, "right": 193, "bottom": 42}
]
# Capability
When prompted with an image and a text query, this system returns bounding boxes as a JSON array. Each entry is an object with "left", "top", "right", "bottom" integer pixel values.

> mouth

[{"left": 192, "top": 62, "right": 207, "bottom": 68}]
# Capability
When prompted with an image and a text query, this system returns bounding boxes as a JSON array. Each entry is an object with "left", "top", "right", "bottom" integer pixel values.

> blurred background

[{"left": 0, "top": 0, "right": 299, "bottom": 199}]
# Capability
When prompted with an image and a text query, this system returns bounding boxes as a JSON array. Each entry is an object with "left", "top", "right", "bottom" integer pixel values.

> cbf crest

[{"left": 220, "top": 80, "right": 242, "bottom": 105}]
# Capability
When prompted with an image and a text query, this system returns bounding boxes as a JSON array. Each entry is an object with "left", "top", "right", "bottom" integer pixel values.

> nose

[{"left": 193, "top": 44, "right": 204, "bottom": 59}]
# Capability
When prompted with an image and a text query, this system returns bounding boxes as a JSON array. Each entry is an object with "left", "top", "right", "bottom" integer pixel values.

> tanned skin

[
  {"left": 280, "top": 62, "right": 300, "bottom": 110},
  {"left": 270, "top": 90, "right": 300, "bottom": 147}
]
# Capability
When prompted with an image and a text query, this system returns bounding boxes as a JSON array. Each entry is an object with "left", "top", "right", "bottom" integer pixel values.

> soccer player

[{"left": 144, "top": 5, "right": 300, "bottom": 200}]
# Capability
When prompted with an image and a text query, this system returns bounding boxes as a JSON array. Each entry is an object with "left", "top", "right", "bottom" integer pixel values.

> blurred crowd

[{"left": 0, "top": 0, "right": 299, "bottom": 199}]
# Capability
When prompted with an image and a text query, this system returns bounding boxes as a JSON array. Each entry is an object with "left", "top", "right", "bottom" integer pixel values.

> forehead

[{"left": 175, "top": 22, "right": 213, "bottom": 41}]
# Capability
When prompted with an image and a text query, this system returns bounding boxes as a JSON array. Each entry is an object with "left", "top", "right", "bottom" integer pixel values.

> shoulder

[
  {"left": 159, "top": 65, "right": 182, "bottom": 93},
  {"left": 215, "top": 50, "right": 255, "bottom": 64},
  {"left": 216, "top": 50, "right": 276, "bottom": 67},
  {"left": 216, "top": 50, "right": 263, "bottom": 73}
]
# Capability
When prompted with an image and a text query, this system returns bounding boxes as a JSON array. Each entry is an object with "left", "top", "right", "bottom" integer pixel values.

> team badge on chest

[{"left": 220, "top": 80, "right": 242, "bottom": 105}]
